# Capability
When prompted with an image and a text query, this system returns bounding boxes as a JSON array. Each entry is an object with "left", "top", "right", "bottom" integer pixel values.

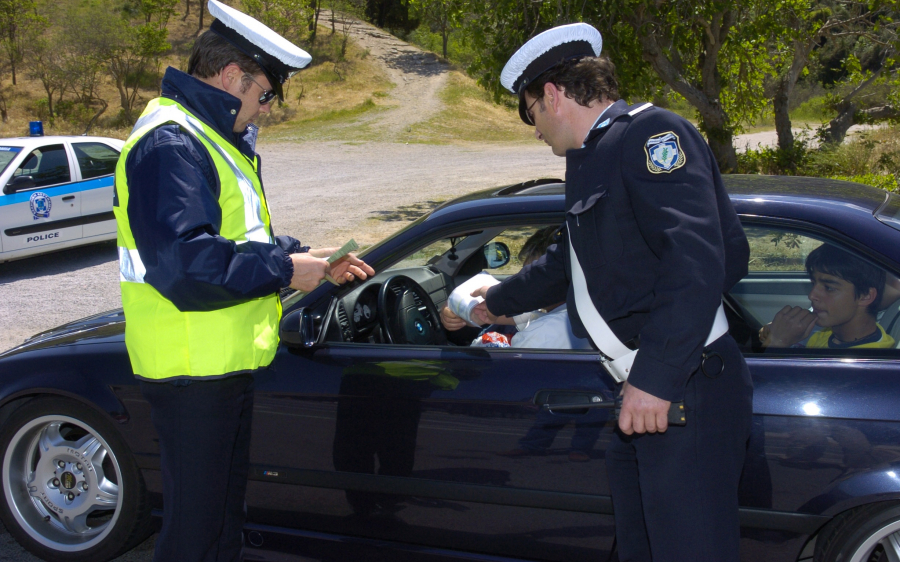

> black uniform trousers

[
  {"left": 606, "top": 335, "right": 753, "bottom": 562},
  {"left": 140, "top": 373, "right": 255, "bottom": 562}
]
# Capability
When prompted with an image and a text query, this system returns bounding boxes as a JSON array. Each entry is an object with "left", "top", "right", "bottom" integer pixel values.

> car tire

[
  {"left": 0, "top": 396, "right": 152, "bottom": 562},
  {"left": 815, "top": 502, "right": 900, "bottom": 562}
]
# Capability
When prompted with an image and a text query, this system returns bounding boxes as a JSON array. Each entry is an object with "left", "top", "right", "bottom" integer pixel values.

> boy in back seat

[{"left": 762, "top": 244, "right": 896, "bottom": 349}]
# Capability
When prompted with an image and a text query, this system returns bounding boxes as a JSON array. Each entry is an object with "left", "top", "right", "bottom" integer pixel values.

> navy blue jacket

[
  {"left": 486, "top": 101, "right": 750, "bottom": 401},
  {"left": 124, "top": 67, "right": 306, "bottom": 312}
]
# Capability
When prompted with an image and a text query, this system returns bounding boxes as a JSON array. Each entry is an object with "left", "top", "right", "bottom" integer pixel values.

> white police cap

[
  {"left": 207, "top": 0, "right": 312, "bottom": 102},
  {"left": 500, "top": 23, "right": 602, "bottom": 125}
]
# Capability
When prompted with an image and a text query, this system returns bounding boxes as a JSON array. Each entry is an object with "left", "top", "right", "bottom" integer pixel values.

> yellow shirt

[{"left": 806, "top": 324, "right": 896, "bottom": 349}]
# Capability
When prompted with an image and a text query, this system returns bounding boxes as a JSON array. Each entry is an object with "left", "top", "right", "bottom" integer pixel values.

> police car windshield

[{"left": 0, "top": 146, "right": 22, "bottom": 176}]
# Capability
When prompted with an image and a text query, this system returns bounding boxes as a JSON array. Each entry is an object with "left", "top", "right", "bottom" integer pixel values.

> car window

[
  {"left": 391, "top": 237, "right": 460, "bottom": 271},
  {"left": 72, "top": 142, "right": 119, "bottom": 179},
  {"left": 351, "top": 224, "right": 587, "bottom": 351},
  {"left": 13, "top": 144, "right": 70, "bottom": 188},
  {"left": 483, "top": 225, "right": 561, "bottom": 276},
  {"left": 0, "top": 146, "right": 22, "bottom": 176},
  {"left": 729, "top": 224, "right": 900, "bottom": 357}
]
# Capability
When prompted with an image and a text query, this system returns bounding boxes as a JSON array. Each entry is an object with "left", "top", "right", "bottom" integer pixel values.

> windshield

[{"left": 0, "top": 146, "right": 22, "bottom": 176}]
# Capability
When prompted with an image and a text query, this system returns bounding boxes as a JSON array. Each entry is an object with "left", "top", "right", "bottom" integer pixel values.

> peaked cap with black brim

[
  {"left": 206, "top": 0, "right": 312, "bottom": 102},
  {"left": 500, "top": 23, "right": 602, "bottom": 125}
]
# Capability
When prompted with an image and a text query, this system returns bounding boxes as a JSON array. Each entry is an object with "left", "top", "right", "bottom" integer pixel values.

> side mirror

[
  {"left": 4, "top": 176, "right": 35, "bottom": 194},
  {"left": 483, "top": 241, "right": 511, "bottom": 269},
  {"left": 280, "top": 307, "right": 317, "bottom": 348}
]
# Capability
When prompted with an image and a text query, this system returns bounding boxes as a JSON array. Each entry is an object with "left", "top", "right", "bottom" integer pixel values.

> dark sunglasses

[
  {"left": 246, "top": 74, "right": 277, "bottom": 105},
  {"left": 525, "top": 96, "right": 540, "bottom": 124}
]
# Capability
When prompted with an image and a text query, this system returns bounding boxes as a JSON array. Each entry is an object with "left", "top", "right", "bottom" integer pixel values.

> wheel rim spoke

[
  {"left": 74, "top": 435, "right": 103, "bottom": 465},
  {"left": 37, "top": 423, "right": 65, "bottom": 453},
  {"left": 59, "top": 512, "right": 90, "bottom": 534},
  {"left": 883, "top": 531, "right": 900, "bottom": 562},
  {"left": 91, "top": 480, "right": 119, "bottom": 508}
]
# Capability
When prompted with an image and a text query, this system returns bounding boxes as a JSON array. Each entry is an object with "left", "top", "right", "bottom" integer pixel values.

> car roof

[
  {"left": 413, "top": 174, "right": 899, "bottom": 264},
  {"left": 428, "top": 175, "right": 887, "bottom": 217},
  {"left": 0, "top": 135, "right": 123, "bottom": 148}
]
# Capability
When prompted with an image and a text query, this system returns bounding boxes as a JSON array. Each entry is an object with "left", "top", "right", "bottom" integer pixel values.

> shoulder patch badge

[
  {"left": 29, "top": 192, "right": 51, "bottom": 220},
  {"left": 644, "top": 132, "right": 686, "bottom": 174}
]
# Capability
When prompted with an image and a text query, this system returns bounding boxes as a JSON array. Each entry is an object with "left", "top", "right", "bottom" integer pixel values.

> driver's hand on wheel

[{"left": 440, "top": 306, "right": 467, "bottom": 331}]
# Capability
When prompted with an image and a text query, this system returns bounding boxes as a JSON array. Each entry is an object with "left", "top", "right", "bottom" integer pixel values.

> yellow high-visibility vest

[{"left": 114, "top": 98, "right": 281, "bottom": 380}]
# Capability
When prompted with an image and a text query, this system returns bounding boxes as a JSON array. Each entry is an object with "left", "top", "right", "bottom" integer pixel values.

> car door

[
  {"left": 731, "top": 222, "right": 900, "bottom": 561},
  {"left": 0, "top": 143, "right": 82, "bottom": 257},
  {"left": 248, "top": 227, "right": 619, "bottom": 562},
  {"left": 70, "top": 140, "right": 119, "bottom": 240},
  {"left": 0, "top": 144, "right": 24, "bottom": 253}
]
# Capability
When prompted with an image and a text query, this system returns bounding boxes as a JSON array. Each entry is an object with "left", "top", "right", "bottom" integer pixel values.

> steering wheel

[{"left": 377, "top": 275, "right": 447, "bottom": 345}]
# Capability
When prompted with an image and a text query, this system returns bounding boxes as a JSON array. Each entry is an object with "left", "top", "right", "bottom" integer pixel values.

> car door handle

[
  {"left": 543, "top": 402, "right": 610, "bottom": 411},
  {"left": 533, "top": 389, "right": 610, "bottom": 412},
  {"left": 62, "top": 195, "right": 75, "bottom": 201},
  {"left": 534, "top": 389, "right": 686, "bottom": 425}
]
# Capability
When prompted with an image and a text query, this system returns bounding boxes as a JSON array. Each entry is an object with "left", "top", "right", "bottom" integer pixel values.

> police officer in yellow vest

[{"left": 114, "top": 2, "right": 373, "bottom": 559}]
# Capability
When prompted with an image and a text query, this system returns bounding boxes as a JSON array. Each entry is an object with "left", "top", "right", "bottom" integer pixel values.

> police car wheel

[
  {"left": 814, "top": 502, "right": 900, "bottom": 562},
  {"left": 0, "top": 397, "right": 152, "bottom": 562}
]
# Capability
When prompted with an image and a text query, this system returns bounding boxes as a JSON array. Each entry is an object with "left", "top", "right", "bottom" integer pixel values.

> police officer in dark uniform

[{"left": 470, "top": 23, "right": 753, "bottom": 562}]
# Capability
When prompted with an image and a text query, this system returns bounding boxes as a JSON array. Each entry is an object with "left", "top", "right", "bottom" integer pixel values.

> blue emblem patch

[
  {"left": 645, "top": 132, "right": 686, "bottom": 174},
  {"left": 29, "top": 192, "right": 52, "bottom": 220}
]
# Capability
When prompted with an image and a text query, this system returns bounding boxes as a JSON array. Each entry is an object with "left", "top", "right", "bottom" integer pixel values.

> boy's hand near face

[{"left": 762, "top": 306, "right": 818, "bottom": 348}]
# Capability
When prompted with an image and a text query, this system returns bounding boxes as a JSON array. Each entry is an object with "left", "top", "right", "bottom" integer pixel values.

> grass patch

[
  {"left": 405, "top": 71, "right": 534, "bottom": 144},
  {"left": 261, "top": 31, "right": 394, "bottom": 142},
  {"left": 738, "top": 123, "right": 900, "bottom": 192}
]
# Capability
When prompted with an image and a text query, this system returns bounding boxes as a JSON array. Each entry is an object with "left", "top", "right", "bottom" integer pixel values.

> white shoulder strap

[
  {"left": 628, "top": 103, "right": 654, "bottom": 116},
  {"left": 567, "top": 227, "right": 728, "bottom": 382}
]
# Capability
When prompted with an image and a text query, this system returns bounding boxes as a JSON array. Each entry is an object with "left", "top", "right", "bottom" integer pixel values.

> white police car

[{"left": 0, "top": 135, "right": 123, "bottom": 262}]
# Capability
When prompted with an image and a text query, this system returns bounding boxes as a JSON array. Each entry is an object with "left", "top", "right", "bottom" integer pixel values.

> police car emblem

[
  {"left": 645, "top": 132, "right": 686, "bottom": 174},
  {"left": 29, "top": 192, "right": 52, "bottom": 220}
]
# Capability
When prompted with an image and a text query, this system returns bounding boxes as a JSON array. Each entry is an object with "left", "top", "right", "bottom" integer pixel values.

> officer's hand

[
  {"left": 289, "top": 253, "right": 329, "bottom": 291},
  {"left": 307, "top": 247, "right": 338, "bottom": 259},
  {"left": 327, "top": 253, "right": 375, "bottom": 284},
  {"left": 758, "top": 323, "right": 771, "bottom": 344},
  {"left": 618, "top": 382, "right": 671, "bottom": 435},
  {"left": 764, "top": 306, "right": 817, "bottom": 348},
  {"left": 440, "top": 306, "right": 467, "bottom": 331},
  {"left": 469, "top": 286, "right": 502, "bottom": 325}
]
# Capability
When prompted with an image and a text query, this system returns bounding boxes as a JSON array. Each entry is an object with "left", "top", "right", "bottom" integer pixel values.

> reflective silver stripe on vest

[
  {"left": 119, "top": 247, "right": 147, "bottom": 283},
  {"left": 131, "top": 105, "right": 271, "bottom": 244}
]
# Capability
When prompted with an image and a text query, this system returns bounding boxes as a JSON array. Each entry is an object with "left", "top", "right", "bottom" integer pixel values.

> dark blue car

[{"left": 1, "top": 176, "right": 900, "bottom": 562}]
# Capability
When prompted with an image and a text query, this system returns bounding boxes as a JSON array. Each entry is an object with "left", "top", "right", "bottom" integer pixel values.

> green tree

[
  {"left": 0, "top": 0, "right": 45, "bottom": 85},
  {"left": 409, "top": 0, "right": 464, "bottom": 58},
  {"left": 820, "top": 49, "right": 900, "bottom": 144},
  {"left": 82, "top": 3, "right": 170, "bottom": 123},
  {"left": 464, "top": 0, "right": 587, "bottom": 101},
  {"left": 593, "top": 0, "right": 772, "bottom": 173},
  {"left": 365, "top": 0, "right": 418, "bottom": 33},
  {"left": 58, "top": 5, "right": 113, "bottom": 133},
  {"left": 27, "top": 35, "right": 68, "bottom": 122},
  {"left": 762, "top": 0, "right": 899, "bottom": 153},
  {"left": 308, "top": 0, "right": 321, "bottom": 43},
  {"left": 243, "top": 0, "right": 310, "bottom": 43}
]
